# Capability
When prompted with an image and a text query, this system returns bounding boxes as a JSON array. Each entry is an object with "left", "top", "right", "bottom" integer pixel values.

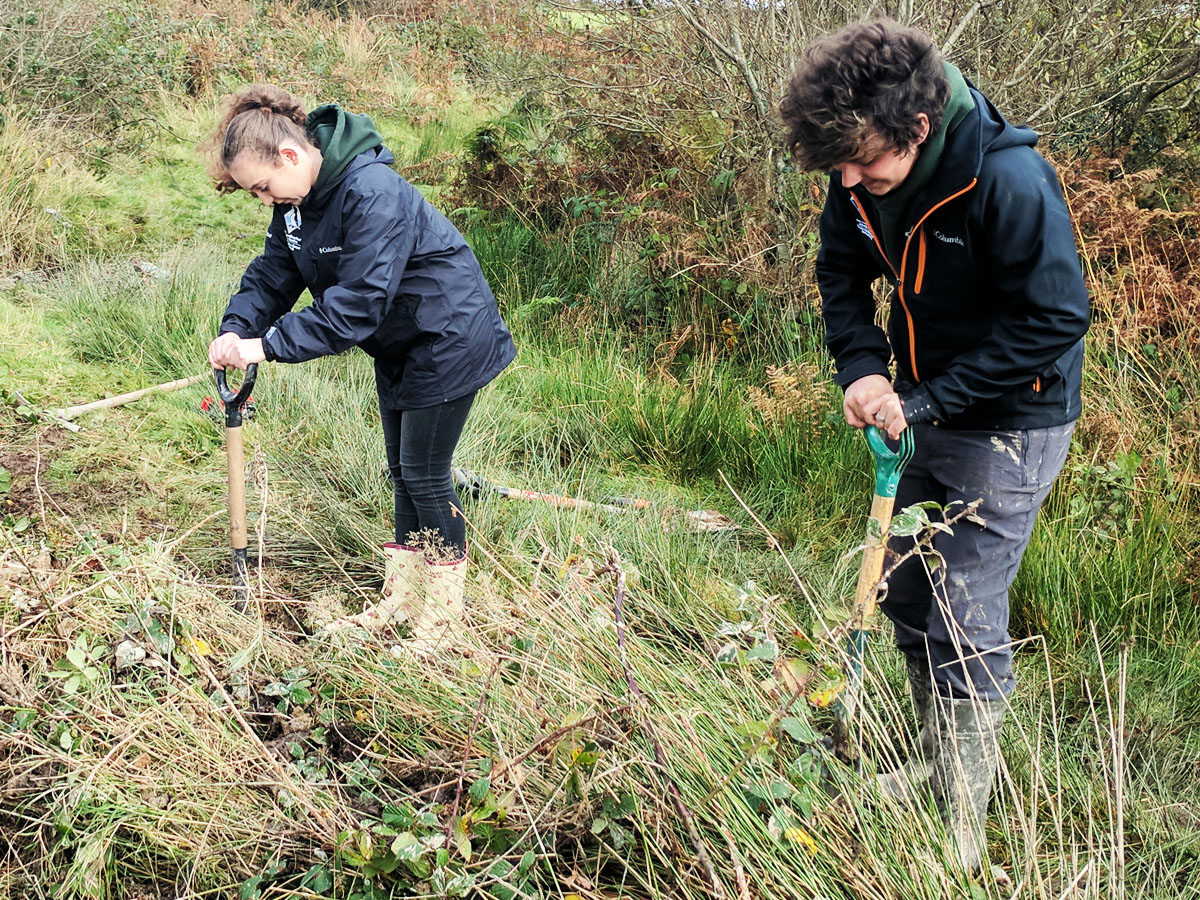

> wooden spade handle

[{"left": 853, "top": 493, "right": 896, "bottom": 622}]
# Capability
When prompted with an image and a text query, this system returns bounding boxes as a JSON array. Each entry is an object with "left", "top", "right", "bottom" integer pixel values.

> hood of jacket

[
  {"left": 910, "top": 73, "right": 1039, "bottom": 209},
  {"left": 305, "top": 104, "right": 387, "bottom": 204}
]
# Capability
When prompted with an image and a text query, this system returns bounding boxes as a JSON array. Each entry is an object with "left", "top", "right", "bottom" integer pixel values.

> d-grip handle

[
  {"left": 213, "top": 364, "right": 258, "bottom": 428},
  {"left": 864, "top": 424, "right": 915, "bottom": 500}
]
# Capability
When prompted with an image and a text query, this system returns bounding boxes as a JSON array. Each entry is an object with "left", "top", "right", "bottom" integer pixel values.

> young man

[{"left": 780, "top": 20, "right": 1089, "bottom": 872}]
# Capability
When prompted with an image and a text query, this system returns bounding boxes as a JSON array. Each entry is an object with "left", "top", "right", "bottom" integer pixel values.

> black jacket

[
  {"left": 221, "top": 133, "right": 514, "bottom": 410},
  {"left": 815, "top": 84, "right": 1090, "bottom": 430}
]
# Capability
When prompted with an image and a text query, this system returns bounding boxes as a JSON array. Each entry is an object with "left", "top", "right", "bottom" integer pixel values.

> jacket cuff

[
  {"left": 901, "top": 385, "right": 943, "bottom": 425},
  {"left": 834, "top": 358, "right": 892, "bottom": 389},
  {"left": 261, "top": 324, "right": 279, "bottom": 362}
]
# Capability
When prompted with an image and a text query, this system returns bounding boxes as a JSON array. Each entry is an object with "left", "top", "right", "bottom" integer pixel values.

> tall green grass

[{"left": 0, "top": 247, "right": 1185, "bottom": 899}]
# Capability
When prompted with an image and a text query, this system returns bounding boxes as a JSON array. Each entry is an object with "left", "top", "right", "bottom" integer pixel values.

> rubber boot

[
  {"left": 325, "top": 543, "right": 423, "bottom": 632},
  {"left": 875, "top": 656, "right": 937, "bottom": 801},
  {"left": 407, "top": 550, "right": 467, "bottom": 653},
  {"left": 929, "top": 694, "right": 1007, "bottom": 873}
]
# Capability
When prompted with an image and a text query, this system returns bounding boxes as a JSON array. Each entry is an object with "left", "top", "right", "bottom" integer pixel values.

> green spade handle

[{"left": 865, "top": 424, "right": 915, "bottom": 499}]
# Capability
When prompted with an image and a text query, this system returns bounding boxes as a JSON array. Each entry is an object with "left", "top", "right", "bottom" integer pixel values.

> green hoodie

[
  {"left": 306, "top": 104, "right": 385, "bottom": 191},
  {"left": 875, "top": 62, "right": 975, "bottom": 267}
]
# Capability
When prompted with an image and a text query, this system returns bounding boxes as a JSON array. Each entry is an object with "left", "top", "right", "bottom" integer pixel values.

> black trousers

[{"left": 379, "top": 392, "right": 475, "bottom": 557}]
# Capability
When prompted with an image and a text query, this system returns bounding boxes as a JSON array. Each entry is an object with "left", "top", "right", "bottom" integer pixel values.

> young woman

[{"left": 206, "top": 85, "right": 514, "bottom": 649}]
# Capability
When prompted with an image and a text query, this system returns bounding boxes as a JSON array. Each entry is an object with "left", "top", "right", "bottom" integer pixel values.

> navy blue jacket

[
  {"left": 815, "top": 84, "right": 1090, "bottom": 430},
  {"left": 221, "top": 146, "right": 515, "bottom": 409}
]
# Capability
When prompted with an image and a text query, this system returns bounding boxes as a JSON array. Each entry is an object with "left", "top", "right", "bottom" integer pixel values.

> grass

[
  {"left": 2, "top": 5, "right": 1200, "bottom": 897},
  {"left": 3, "top": 248, "right": 1198, "bottom": 898}
]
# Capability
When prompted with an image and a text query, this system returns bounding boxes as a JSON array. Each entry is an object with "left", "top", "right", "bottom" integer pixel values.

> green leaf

[
  {"left": 288, "top": 685, "right": 313, "bottom": 704},
  {"left": 146, "top": 619, "right": 173, "bottom": 654},
  {"left": 66, "top": 646, "right": 87, "bottom": 668},
  {"left": 789, "top": 631, "right": 815, "bottom": 654},
  {"left": 779, "top": 716, "right": 818, "bottom": 743},
  {"left": 301, "top": 863, "right": 333, "bottom": 893},
  {"left": 240, "top": 873, "right": 264, "bottom": 900},
  {"left": 715, "top": 642, "right": 740, "bottom": 665},
  {"left": 745, "top": 639, "right": 778, "bottom": 662},
  {"left": 517, "top": 849, "right": 536, "bottom": 875},
  {"left": 468, "top": 776, "right": 491, "bottom": 804},
  {"left": 382, "top": 803, "right": 414, "bottom": 829},
  {"left": 226, "top": 641, "right": 258, "bottom": 672},
  {"left": 262, "top": 857, "right": 288, "bottom": 877},
  {"left": 608, "top": 819, "right": 633, "bottom": 850},
  {"left": 767, "top": 778, "right": 794, "bottom": 800},
  {"left": 888, "top": 510, "right": 925, "bottom": 538},
  {"left": 790, "top": 751, "right": 821, "bottom": 785},
  {"left": 391, "top": 831, "right": 424, "bottom": 860},
  {"left": 453, "top": 825, "right": 472, "bottom": 862},
  {"left": 445, "top": 872, "right": 475, "bottom": 896}
]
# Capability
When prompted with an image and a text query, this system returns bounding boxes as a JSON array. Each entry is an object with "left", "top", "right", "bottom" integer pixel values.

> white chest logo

[
  {"left": 933, "top": 229, "right": 964, "bottom": 247},
  {"left": 283, "top": 208, "right": 302, "bottom": 252}
]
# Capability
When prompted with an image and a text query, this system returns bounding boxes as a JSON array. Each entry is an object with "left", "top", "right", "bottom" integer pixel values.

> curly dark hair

[
  {"left": 204, "top": 85, "right": 315, "bottom": 194},
  {"left": 780, "top": 20, "right": 950, "bottom": 172}
]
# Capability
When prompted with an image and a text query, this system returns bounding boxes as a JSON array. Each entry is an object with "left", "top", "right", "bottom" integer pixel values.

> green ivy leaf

[
  {"left": 391, "top": 832, "right": 423, "bottom": 861},
  {"left": 745, "top": 639, "right": 778, "bottom": 662},
  {"left": 301, "top": 863, "right": 333, "bottom": 893}
]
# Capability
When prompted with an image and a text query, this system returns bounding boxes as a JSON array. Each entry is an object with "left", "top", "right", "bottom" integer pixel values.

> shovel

[
  {"left": 452, "top": 467, "right": 737, "bottom": 533},
  {"left": 833, "top": 424, "right": 915, "bottom": 748},
  {"left": 214, "top": 364, "right": 257, "bottom": 612}
]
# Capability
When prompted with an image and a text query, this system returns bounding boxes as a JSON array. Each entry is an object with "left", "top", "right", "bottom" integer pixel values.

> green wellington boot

[
  {"left": 929, "top": 694, "right": 1007, "bottom": 872},
  {"left": 325, "top": 543, "right": 424, "bottom": 632},
  {"left": 876, "top": 656, "right": 937, "bottom": 802}
]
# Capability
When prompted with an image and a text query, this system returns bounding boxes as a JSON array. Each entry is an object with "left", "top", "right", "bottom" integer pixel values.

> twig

[
  {"left": 0, "top": 527, "right": 52, "bottom": 605},
  {"left": 34, "top": 433, "right": 47, "bottom": 533},
  {"left": 445, "top": 659, "right": 501, "bottom": 848},
  {"left": 720, "top": 826, "right": 751, "bottom": 900},
  {"left": 605, "top": 546, "right": 725, "bottom": 899},
  {"left": 717, "top": 469, "right": 816, "bottom": 607},
  {"left": 492, "top": 711, "right": 618, "bottom": 780}
]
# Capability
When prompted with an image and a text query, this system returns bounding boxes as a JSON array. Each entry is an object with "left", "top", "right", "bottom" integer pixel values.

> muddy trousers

[{"left": 881, "top": 422, "right": 1074, "bottom": 701}]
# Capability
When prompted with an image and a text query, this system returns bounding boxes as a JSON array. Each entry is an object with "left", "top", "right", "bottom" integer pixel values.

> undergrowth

[{"left": 1, "top": 2, "right": 1199, "bottom": 897}]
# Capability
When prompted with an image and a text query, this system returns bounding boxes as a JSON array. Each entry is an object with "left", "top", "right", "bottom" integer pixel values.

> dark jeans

[
  {"left": 380, "top": 393, "right": 475, "bottom": 557},
  {"left": 881, "top": 422, "right": 1074, "bottom": 701}
]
